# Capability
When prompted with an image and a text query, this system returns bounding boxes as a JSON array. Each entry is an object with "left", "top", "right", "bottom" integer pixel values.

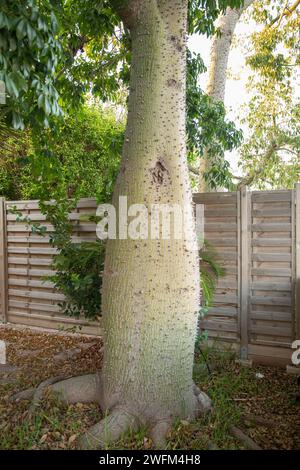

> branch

[
  {"left": 270, "top": 0, "right": 300, "bottom": 27},
  {"left": 188, "top": 164, "right": 199, "bottom": 176},
  {"left": 237, "top": 142, "right": 279, "bottom": 189},
  {"left": 110, "top": 0, "right": 141, "bottom": 29}
]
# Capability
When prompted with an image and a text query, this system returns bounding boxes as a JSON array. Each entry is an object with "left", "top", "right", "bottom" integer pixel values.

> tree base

[{"left": 11, "top": 374, "right": 212, "bottom": 449}]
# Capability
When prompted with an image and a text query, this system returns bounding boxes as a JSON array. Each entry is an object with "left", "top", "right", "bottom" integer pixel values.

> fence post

[
  {"left": 295, "top": 183, "right": 300, "bottom": 341},
  {"left": 0, "top": 198, "right": 8, "bottom": 323},
  {"left": 239, "top": 187, "right": 250, "bottom": 360}
]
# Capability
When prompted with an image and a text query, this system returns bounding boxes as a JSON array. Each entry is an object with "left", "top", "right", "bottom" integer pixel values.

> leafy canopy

[{"left": 238, "top": 0, "right": 300, "bottom": 189}]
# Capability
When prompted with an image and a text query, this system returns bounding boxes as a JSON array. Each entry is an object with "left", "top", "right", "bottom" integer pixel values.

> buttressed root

[
  {"left": 193, "top": 384, "right": 213, "bottom": 416},
  {"left": 10, "top": 373, "right": 100, "bottom": 415},
  {"left": 149, "top": 420, "right": 172, "bottom": 449},
  {"left": 78, "top": 407, "right": 139, "bottom": 450},
  {"left": 51, "top": 373, "right": 100, "bottom": 405},
  {"left": 10, "top": 375, "right": 212, "bottom": 448}
]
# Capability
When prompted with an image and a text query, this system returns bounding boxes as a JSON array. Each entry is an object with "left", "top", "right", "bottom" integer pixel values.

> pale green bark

[{"left": 101, "top": 0, "right": 201, "bottom": 423}]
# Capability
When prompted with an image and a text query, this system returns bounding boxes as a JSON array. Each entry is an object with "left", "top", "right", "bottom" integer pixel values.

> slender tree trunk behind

[
  {"left": 199, "top": 0, "right": 254, "bottom": 192},
  {"left": 101, "top": 0, "right": 201, "bottom": 425}
]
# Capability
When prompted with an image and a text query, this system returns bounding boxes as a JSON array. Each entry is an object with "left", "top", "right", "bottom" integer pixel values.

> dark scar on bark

[
  {"left": 167, "top": 78, "right": 182, "bottom": 89},
  {"left": 150, "top": 161, "right": 169, "bottom": 185},
  {"left": 170, "top": 35, "right": 183, "bottom": 52}
]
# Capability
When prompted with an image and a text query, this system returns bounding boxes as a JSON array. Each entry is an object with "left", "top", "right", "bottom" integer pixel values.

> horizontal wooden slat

[
  {"left": 8, "top": 247, "right": 58, "bottom": 255},
  {"left": 7, "top": 212, "right": 96, "bottom": 222},
  {"left": 252, "top": 238, "right": 291, "bottom": 247},
  {"left": 193, "top": 193, "right": 237, "bottom": 204},
  {"left": 204, "top": 238, "right": 237, "bottom": 247},
  {"left": 213, "top": 294, "right": 238, "bottom": 304},
  {"left": 250, "top": 311, "right": 292, "bottom": 321},
  {"left": 217, "top": 280, "right": 238, "bottom": 289},
  {"left": 205, "top": 223, "right": 237, "bottom": 231},
  {"left": 213, "top": 252, "right": 237, "bottom": 261},
  {"left": 251, "top": 268, "right": 291, "bottom": 277},
  {"left": 252, "top": 223, "right": 291, "bottom": 232},
  {"left": 8, "top": 268, "right": 55, "bottom": 276},
  {"left": 252, "top": 253, "right": 291, "bottom": 262},
  {"left": 252, "top": 208, "right": 292, "bottom": 217},
  {"left": 8, "top": 257, "right": 52, "bottom": 266},
  {"left": 251, "top": 191, "right": 291, "bottom": 203},
  {"left": 7, "top": 236, "right": 96, "bottom": 244},
  {"left": 9, "top": 289, "right": 64, "bottom": 301},
  {"left": 251, "top": 281, "right": 291, "bottom": 291},
  {"left": 251, "top": 296, "right": 292, "bottom": 306},
  {"left": 204, "top": 209, "right": 237, "bottom": 217},
  {"left": 8, "top": 279, "right": 54, "bottom": 289},
  {"left": 9, "top": 300, "right": 61, "bottom": 313},
  {"left": 250, "top": 324, "right": 292, "bottom": 337},
  {"left": 201, "top": 320, "right": 238, "bottom": 333},
  {"left": 7, "top": 223, "right": 96, "bottom": 232},
  {"left": 207, "top": 306, "right": 238, "bottom": 316}
]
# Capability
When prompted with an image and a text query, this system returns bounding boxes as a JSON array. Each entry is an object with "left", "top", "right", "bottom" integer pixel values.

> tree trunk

[
  {"left": 199, "top": 0, "right": 254, "bottom": 192},
  {"left": 16, "top": 0, "right": 211, "bottom": 449},
  {"left": 101, "top": 0, "right": 200, "bottom": 426}
]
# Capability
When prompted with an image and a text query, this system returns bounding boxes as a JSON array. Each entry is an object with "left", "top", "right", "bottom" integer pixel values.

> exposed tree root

[
  {"left": 28, "top": 375, "right": 69, "bottom": 415},
  {"left": 149, "top": 420, "right": 172, "bottom": 449},
  {"left": 51, "top": 373, "right": 100, "bottom": 405},
  {"left": 229, "top": 425, "right": 262, "bottom": 450},
  {"left": 10, "top": 373, "right": 100, "bottom": 415},
  {"left": 193, "top": 384, "right": 213, "bottom": 416},
  {"left": 11, "top": 374, "right": 213, "bottom": 449},
  {"left": 10, "top": 387, "right": 36, "bottom": 402},
  {"left": 242, "top": 413, "right": 276, "bottom": 427},
  {"left": 78, "top": 407, "right": 139, "bottom": 450}
]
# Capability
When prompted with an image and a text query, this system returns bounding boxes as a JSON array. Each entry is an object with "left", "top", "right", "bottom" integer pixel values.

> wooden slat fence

[
  {"left": 194, "top": 186, "right": 299, "bottom": 365},
  {"left": 1, "top": 198, "right": 102, "bottom": 335},
  {"left": 0, "top": 187, "right": 299, "bottom": 365}
]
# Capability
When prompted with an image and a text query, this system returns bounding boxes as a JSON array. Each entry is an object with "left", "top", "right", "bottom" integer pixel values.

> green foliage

[
  {"left": 0, "top": 0, "right": 62, "bottom": 129},
  {"left": 0, "top": 109, "right": 33, "bottom": 199},
  {"left": 52, "top": 0, "right": 130, "bottom": 115},
  {"left": 42, "top": 199, "right": 105, "bottom": 319},
  {"left": 0, "top": 106, "right": 125, "bottom": 202},
  {"left": 0, "top": 0, "right": 243, "bottom": 193},
  {"left": 238, "top": 0, "right": 300, "bottom": 189},
  {"left": 24, "top": 105, "right": 124, "bottom": 202},
  {"left": 188, "top": 0, "right": 245, "bottom": 35},
  {"left": 200, "top": 240, "right": 225, "bottom": 307},
  {"left": 187, "top": 52, "right": 243, "bottom": 190},
  {"left": 49, "top": 240, "right": 105, "bottom": 319}
]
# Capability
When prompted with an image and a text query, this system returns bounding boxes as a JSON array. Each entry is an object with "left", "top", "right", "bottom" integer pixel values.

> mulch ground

[{"left": 0, "top": 324, "right": 299, "bottom": 450}]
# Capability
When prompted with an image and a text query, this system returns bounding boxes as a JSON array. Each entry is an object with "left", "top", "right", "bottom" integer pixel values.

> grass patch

[{"left": 0, "top": 327, "right": 299, "bottom": 450}]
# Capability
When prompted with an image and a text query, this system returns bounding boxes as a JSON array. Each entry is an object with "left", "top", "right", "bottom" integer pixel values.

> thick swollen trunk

[
  {"left": 199, "top": 0, "right": 253, "bottom": 192},
  {"left": 100, "top": 0, "right": 200, "bottom": 424},
  {"left": 14, "top": 0, "right": 211, "bottom": 449}
]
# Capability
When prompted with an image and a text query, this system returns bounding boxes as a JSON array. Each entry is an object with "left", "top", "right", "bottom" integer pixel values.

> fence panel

[
  {"left": 4, "top": 199, "right": 101, "bottom": 335},
  {"left": 248, "top": 190, "right": 295, "bottom": 363},
  {"left": 0, "top": 198, "right": 7, "bottom": 323},
  {"left": 0, "top": 189, "right": 298, "bottom": 364},
  {"left": 194, "top": 192, "right": 240, "bottom": 344}
]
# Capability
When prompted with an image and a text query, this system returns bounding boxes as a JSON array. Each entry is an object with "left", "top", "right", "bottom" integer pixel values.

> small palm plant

[
  {"left": 200, "top": 239, "right": 225, "bottom": 307},
  {"left": 195, "top": 240, "right": 225, "bottom": 354}
]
